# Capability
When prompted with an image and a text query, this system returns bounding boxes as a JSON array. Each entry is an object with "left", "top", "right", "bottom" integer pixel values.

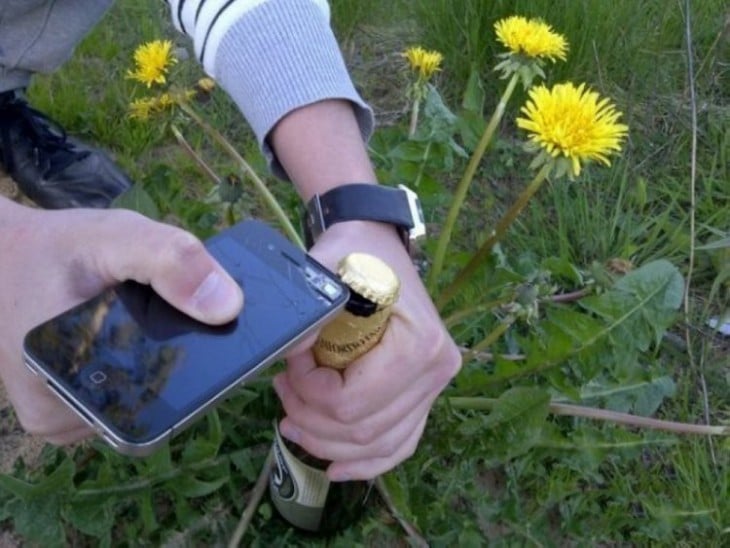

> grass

[{"left": 1, "top": 0, "right": 728, "bottom": 546}]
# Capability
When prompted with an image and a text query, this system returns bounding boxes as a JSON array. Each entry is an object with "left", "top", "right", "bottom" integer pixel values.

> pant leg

[{"left": 0, "top": 0, "right": 115, "bottom": 92}]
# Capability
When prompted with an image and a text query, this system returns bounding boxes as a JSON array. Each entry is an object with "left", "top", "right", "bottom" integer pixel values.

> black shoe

[{"left": 0, "top": 90, "right": 133, "bottom": 209}]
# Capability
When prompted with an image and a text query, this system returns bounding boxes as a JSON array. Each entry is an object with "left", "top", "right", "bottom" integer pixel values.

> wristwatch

[{"left": 302, "top": 184, "right": 426, "bottom": 253}]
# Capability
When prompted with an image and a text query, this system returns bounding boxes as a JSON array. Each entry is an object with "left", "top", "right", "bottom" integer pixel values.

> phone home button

[{"left": 89, "top": 370, "right": 108, "bottom": 385}]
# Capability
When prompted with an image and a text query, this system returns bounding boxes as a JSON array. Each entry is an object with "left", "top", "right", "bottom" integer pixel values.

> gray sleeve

[{"left": 166, "top": 0, "right": 374, "bottom": 180}]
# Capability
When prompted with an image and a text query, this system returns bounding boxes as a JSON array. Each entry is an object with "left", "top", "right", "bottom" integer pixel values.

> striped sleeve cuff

[{"left": 166, "top": 0, "right": 374, "bottom": 179}]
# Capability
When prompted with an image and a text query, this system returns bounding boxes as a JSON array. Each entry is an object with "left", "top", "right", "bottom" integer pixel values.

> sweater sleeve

[{"left": 164, "top": 0, "right": 374, "bottom": 179}]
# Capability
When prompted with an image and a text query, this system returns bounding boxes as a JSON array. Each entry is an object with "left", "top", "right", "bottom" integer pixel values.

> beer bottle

[{"left": 269, "top": 252, "right": 400, "bottom": 533}]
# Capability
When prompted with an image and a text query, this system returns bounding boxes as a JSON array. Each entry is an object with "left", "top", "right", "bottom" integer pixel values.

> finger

[
  {"left": 327, "top": 415, "right": 428, "bottom": 481},
  {"left": 285, "top": 395, "right": 433, "bottom": 464},
  {"left": 284, "top": 321, "right": 455, "bottom": 425},
  {"left": 284, "top": 347, "right": 345, "bottom": 397},
  {"left": 77, "top": 210, "right": 244, "bottom": 324},
  {"left": 9, "top": 380, "right": 92, "bottom": 440},
  {"left": 276, "top": 364, "right": 438, "bottom": 449},
  {"left": 44, "top": 425, "right": 94, "bottom": 446}
]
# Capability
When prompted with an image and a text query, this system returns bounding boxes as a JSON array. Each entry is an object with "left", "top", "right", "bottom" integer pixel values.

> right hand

[{"left": 0, "top": 199, "right": 243, "bottom": 444}]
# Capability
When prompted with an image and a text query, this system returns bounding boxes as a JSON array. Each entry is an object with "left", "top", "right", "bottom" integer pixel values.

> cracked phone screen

[{"left": 23, "top": 222, "right": 347, "bottom": 445}]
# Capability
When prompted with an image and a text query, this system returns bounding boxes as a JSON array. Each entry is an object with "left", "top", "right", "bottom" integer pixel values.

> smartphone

[{"left": 23, "top": 219, "right": 348, "bottom": 457}]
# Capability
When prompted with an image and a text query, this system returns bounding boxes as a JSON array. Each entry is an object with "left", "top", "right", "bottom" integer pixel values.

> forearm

[{"left": 269, "top": 99, "right": 377, "bottom": 201}]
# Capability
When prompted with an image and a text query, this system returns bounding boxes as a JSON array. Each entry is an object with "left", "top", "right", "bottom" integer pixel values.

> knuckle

[
  {"left": 376, "top": 435, "right": 401, "bottom": 459},
  {"left": 401, "top": 436, "right": 418, "bottom": 462},
  {"left": 165, "top": 230, "right": 206, "bottom": 265},
  {"left": 331, "top": 400, "right": 361, "bottom": 425},
  {"left": 422, "top": 327, "right": 462, "bottom": 388},
  {"left": 350, "top": 424, "right": 377, "bottom": 446}
]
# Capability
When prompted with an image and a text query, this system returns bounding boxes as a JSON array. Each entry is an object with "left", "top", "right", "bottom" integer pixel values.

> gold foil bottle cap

[{"left": 337, "top": 253, "right": 400, "bottom": 307}]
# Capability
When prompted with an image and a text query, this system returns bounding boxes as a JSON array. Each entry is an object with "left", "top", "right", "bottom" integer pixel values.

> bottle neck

[{"left": 343, "top": 288, "right": 379, "bottom": 317}]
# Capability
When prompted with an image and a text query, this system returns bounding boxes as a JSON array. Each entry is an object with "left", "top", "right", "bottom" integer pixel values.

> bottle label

[{"left": 269, "top": 423, "right": 330, "bottom": 531}]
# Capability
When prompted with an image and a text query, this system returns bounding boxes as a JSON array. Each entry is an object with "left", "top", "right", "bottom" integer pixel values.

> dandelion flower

[
  {"left": 517, "top": 82, "right": 628, "bottom": 177},
  {"left": 402, "top": 46, "right": 443, "bottom": 81},
  {"left": 129, "top": 97, "right": 157, "bottom": 120},
  {"left": 128, "top": 90, "right": 193, "bottom": 120},
  {"left": 495, "top": 16, "right": 568, "bottom": 62},
  {"left": 127, "top": 40, "right": 177, "bottom": 87}
]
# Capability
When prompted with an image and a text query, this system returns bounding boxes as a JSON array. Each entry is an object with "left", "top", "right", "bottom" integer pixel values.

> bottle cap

[{"left": 337, "top": 253, "right": 400, "bottom": 307}]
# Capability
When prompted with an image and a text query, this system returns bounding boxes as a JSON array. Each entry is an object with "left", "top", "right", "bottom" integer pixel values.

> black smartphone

[{"left": 23, "top": 219, "right": 348, "bottom": 456}]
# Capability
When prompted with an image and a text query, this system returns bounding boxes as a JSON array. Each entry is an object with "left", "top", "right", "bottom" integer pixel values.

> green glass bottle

[{"left": 269, "top": 253, "right": 400, "bottom": 533}]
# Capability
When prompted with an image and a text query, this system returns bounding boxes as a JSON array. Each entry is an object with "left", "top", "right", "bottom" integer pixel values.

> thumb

[{"left": 83, "top": 211, "right": 243, "bottom": 324}]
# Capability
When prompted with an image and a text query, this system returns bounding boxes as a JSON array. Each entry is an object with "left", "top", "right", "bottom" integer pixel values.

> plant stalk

[
  {"left": 449, "top": 397, "right": 729, "bottom": 436},
  {"left": 408, "top": 98, "right": 421, "bottom": 138},
  {"left": 228, "top": 449, "right": 274, "bottom": 548},
  {"left": 375, "top": 477, "right": 428, "bottom": 547},
  {"left": 437, "top": 161, "right": 552, "bottom": 309},
  {"left": 467, "top": 316, "right": 515, "bottom": 360},
  {"left": 427, "top": 73, "right": 519, "bottom": 294},
  {"left": 178, "top": 102, "right": 303, "bottom": 248},
  {"left": 170, "top": 123, "right": 222, "bottom": 186}
]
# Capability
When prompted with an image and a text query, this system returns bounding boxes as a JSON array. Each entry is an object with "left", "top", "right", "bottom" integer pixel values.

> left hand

[{"left": 273, "top": 221, "right": 462, "bottom": 480}]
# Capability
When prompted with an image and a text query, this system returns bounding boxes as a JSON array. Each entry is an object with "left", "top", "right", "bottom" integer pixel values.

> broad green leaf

[
  {"left": 0, "top": 457, "right": 74, "bottom": 499},
  {"left": 461, "top": 66, "right": 485, "bottom": 113},
  {"left": 542, "top": 256, "right": 584, "bottom": 286},
  {"left": 481, "top": 387, "right": 550, "bottom": 429},
  {"left": 462, "top": 387, "right": 551, "bottom": 462},
  {"left": 137, "top": 488, "right": 158, "bottom": 534},
  {"left": 181, "top": 439, "right": 220, "bottom": 464},
  {"left": 229, "top": 449, "right": 259, "bottom": 482},
  {"left": 574, "top": 375, "right": 677, "bottom": 416},
  {"left": 63, "top": 499, "right": 115, "bottom": 542},
  {"left": 112, "top": 183, "right": 160, "bottom": 219},
  {"left": 388, "top": 140, "right": 431, "bottom": 162},
  {"left": 170, "top": 475, "right": 229, "bottom": 498},
  {"left": 5, "top": 496, "right": 65, "bottom": 547},
  {"left": 139, "top": 444, "right": 173, "bottom": 476}
]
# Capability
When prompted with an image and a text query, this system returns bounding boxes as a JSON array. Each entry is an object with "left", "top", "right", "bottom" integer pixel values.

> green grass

[{"left": 2, "top": 0, "right": 728, "bottom": 546}]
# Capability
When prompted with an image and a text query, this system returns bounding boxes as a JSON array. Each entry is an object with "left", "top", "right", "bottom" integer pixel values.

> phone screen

[{"left": 23, "top": 221, "right": 347, "bottom": 451}]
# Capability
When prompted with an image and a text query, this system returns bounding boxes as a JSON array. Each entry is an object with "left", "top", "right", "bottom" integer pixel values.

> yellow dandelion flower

[
  {"left": 129, "top": 97, "right": 157, "bottom": 120},
  {"left": 128, "top": 89, "right": 192, "bottom": 120},
  {"left": 516, "top": 82, "right": 628, "bottom": 177},
  {"left": 127, "top": 40, "right": 177, "bottom": 87},
  {"left": 402, "top": 46, "right": 443, "bottom": 80},
  {"left": 495, "top": 16, "right": 568, "bottom": 62}
]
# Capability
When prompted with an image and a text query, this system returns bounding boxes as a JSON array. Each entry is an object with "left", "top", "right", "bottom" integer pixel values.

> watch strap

[{"left": 303, "top": 184, "right": 416, "bottom": 249}]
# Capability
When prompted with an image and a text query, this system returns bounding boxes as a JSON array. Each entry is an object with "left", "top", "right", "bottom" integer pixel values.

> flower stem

[
  {"left": 448, "top": 397, "right": 729, "bottom": 436},
  {"left": 436, "top": 161, "right": 552, "bottom": 310},
  {"left": 178, "top": 102, "right": 303, "bottom": 248},
  {"left": 228, "top": 449, "right": 274, "bottom": 548},
  {"left": 170, "top": 123, "right": 222, "bottom": 186},
  {"left": 427, "top": 73, "right": 520, "bottom": 294},
  {"left": 408, "top": 98, "right": 421, "bottom": 138},
  {"left": 465, "top": 317, "right": 515, "bottom": 362}
]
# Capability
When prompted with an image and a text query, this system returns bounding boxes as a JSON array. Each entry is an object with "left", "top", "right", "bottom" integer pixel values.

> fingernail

[{"left": 192, "top": 271, "right": 242, "bottom": 320}]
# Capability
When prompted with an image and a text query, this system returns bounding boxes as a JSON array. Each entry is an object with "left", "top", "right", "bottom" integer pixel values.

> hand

[
  {"left": 274, "top": 221, "right": 462, "bottom": 480},
  {"left": 0, "top": 199, "right": 243, "bottom": 445}
]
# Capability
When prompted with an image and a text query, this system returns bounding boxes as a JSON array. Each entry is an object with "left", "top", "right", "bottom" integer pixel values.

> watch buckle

[
  {"left": 398, "top": 184, "right": 427, "bottom": 243},
  {"left": 306, "top": 193, "right": 326, "bottom": 245}
]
